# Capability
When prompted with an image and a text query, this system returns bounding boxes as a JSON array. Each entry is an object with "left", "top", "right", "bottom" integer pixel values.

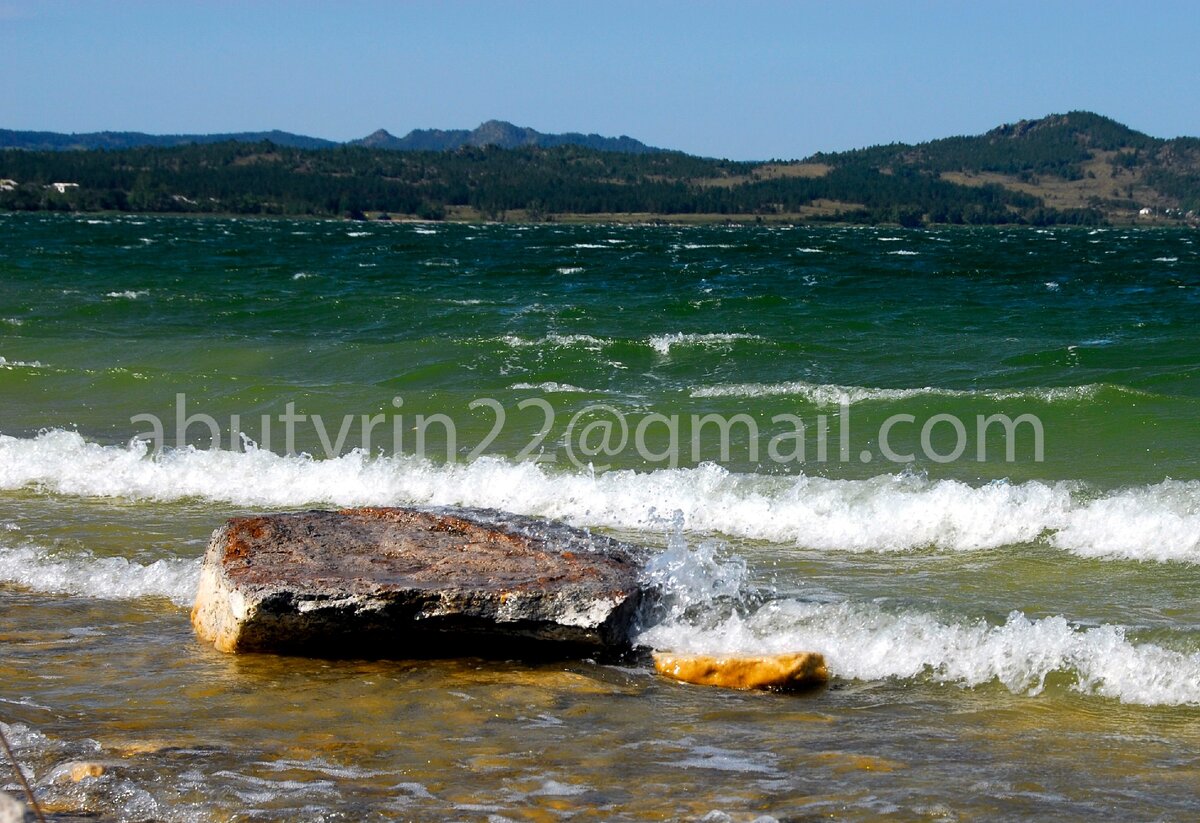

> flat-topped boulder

[{"left": 191, "top": 507, "right": 649, "bottom": 658}]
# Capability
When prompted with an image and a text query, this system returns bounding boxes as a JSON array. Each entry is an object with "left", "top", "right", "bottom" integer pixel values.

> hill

[
  {"left": 0, "top": 121, "right": 661, "bottom": 155},
  {"left": 0, "top": 128, "right": 337, "bottom": 151},
  {"left": 350, "top": 120, "right": 662, "bottom": 154},
  {"left": 806, "top": 111, "right": 1200, "bottom": 217},
  {"left": 0, "top": 112, "right": 1196, "bottom": 225}
]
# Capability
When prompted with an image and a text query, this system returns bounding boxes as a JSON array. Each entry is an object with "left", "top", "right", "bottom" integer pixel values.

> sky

[{"left": 2, "top": 1, "right": 1199, "bottom": 161}]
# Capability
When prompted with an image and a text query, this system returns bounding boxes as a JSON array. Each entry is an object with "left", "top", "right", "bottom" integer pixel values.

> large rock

[
  {"left": 191, "top": 507, "right": 648, "bottom": 658},
  {"left": 652, "top": 651, "right": 828, "bottom": 692}
]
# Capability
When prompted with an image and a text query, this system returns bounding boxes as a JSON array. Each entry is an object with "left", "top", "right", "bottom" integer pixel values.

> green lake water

[{"left": 1, "top": 213, "right": 1198, "bottom": 820}]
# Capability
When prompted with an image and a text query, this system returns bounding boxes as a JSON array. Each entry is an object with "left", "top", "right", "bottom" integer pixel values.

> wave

[
  {"left": 509, "top": 381, "right": 600, "bottom": 393},
  {"left": 0, "top": 356, "right": 47, "bottom": 370},
  {"left": 646, "top": 333, "right": 758, "bottom": 355},
  {"left": 498, "top": 332, "right": 760, "bottom": 355},
  {"left": 638, "top": 598, "right": 1200, "bottom": 706},
  {"left": 1, "top": 430, "right": 1198, "bottom": 562},
  {"left": 690, "top": 380, "right": 1143, "bottom": 405},
  {"left": 636, "top": 534, "right": 1200, "bottom": 706},
  {"left": 500, "top": 333, "right": 608, "bottom": 350},
  {"left": 1050, "top": 481, "right": 1200, "bottom": 563},
  {"left": 0, "top": 540, "right": 199, "bottom": 606}
]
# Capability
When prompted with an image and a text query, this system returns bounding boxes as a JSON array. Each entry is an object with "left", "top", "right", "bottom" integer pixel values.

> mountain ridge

[
  {"left": 0, "top": 120, "right": 662, "bottom": 155},
  {"left": 1, "top": 111, "right": 1197, "bottom": 223},
  {"left": 0, "top": 128, "right": 338, "bottom": 151}
]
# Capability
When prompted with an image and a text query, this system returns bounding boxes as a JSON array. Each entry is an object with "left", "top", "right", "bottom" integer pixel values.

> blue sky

[{"left": 2, "top": 1, "right": 1198, "bottom": 160}]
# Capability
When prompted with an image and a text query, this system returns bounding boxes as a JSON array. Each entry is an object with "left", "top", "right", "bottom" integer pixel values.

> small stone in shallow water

[
  {"left": 652, "top": 652, "right": 828, "bottom": 692},
  {"left": 65, "top": 761, "right": 106, "bottom": 782}
]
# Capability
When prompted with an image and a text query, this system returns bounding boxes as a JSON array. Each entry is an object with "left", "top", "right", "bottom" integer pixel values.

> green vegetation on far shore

[{"left": 2, "top": 112, "right": 1197, "bottom": 226}]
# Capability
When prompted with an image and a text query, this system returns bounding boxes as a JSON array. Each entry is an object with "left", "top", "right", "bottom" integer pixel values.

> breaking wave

[
  {"left": 690, "top": 380, "right": 1144, "bottom": 406},
  {"left": 637, "top": 535, "right": 1200, "bottom": 706},
  {"left": 1, "top": 430, "right": 1197, "bottom": 563},
  {"left": 639, "top": 597, "right": 1200, "bottom": 706},
  {"left": 0, "top": 539, "right": 199, "bottom": 606}
]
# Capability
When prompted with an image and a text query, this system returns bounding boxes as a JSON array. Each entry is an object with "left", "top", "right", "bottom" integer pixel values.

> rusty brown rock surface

[
  {"left": 191, "top": 507, "right": 649, "bottom": 658},
  {"left": 651, "top": 652, "right": 828, "bottom": 692}
]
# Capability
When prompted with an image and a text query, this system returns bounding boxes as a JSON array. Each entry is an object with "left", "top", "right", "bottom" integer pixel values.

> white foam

[
  {"left": 0, "top": 540, "right": 199, "bottom": 606},
  {"left": 887, "top": 250, "right": 919, "bottom": 256},
  {"left": 796, "top": 247, "right": 824, "bottom": 253},
  {"left": 509, "top": 381, "right": 595, "bottom": 393},
  {"left": 556, "top": 266, "right": 584, "bottom": 275},
  {"left": 3, "top": 431, "right": 1199, "bottom": 562},
  {"left": 690, "top": 380, "right": 1120, "bottom": 405},
  {"left": 346, "top": 231, "right": 372, "bottom": 237},
  {"left": 638, "top": 599, "right": 1200, "bottom": 706},
  {"left": 647, "top": 333, "right": 757, "bottom": 355},
  {"left": 104, "top": 290, "right": 149, "bottom": 300},
  {"left": 500, "top": 333, "right": 607, "bottom": 350},
  {"left": 1153, "top": 257, "right": 1178, "bottom": 263},
  {"left": 413, "top": 227, "right": 439, "bottom": 235},
  {"left": 1052, "top": 480, "right": 1200, "bottom": 562},
  {"left": 0, "top": 356, "right": 46, "bottom": 370},
  {"left": 292, "top": 272, "right": 316, "bottom": 280}
]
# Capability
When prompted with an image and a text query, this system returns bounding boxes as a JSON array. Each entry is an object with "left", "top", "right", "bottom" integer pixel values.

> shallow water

[{"left": 1, "top": 215, "right": 1198, "bottom": 819}]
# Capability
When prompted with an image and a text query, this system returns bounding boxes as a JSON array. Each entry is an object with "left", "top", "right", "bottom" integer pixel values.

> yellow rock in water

[
  {"left": 652, "top": 651, "right": 828, "bottom": 692},
  {"left": 66, "top": 761, "right": 106, "bottom": 781}
]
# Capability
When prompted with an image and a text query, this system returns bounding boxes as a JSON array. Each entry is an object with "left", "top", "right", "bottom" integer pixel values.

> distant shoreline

[
  {"left": 1, "top": 207, "right": 1191, "bottom": 228},
  {"left": 6, "top": 112, "right": 1199, "bottom": 227}
]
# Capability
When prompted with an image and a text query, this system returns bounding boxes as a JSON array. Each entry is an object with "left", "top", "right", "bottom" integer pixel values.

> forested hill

[
  {"left": 809, "top": 111, "right": 1200, "bottom": 220},
  {"left": 0, "top": 129, "right": 338, "bottom": 151},
  {"left": 0, "top": 121, "right": 659, "bottom": 154},
  {"left": 1, "top": 112, "right": 1197, "bottom": 225}
]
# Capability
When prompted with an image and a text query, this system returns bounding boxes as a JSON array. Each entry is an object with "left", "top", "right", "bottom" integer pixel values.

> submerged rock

[
  {"left": 191, "top": 507, "right": 648, "bottom": 658},
  {"left": 652, "top": 651, "right": 828, "bottom": 692},
  {"left": 60, "top": 761, "right": 106, "bottom": 782},
  {"left": 0, "top": 793, "right": 34, "bottom": 823}
]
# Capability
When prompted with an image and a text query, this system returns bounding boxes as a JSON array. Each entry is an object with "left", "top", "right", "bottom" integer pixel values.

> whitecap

[
  {"left": 4, "top": 430, "right": 1199, "bottom": 562},
  {"left": 647, "top": 333, "right": 757, "bottom": 355},
  {"left": 509, "top": 381, "right": 596, "bottom": 394},
  {"left": 638, "top": 599, "right": 1200, "bottom": 706},
  {"left": 689, "top": 380, "right": 1125, "bottom": 405},
  {"left": 499, "top": 333, "right": 608, "bottom": 350},
  {"left": 0, "top": 356, "right": 46, "bottom": 370},
  {"left": 0, "top": 540, "right": 199, "bottom": 606}
]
